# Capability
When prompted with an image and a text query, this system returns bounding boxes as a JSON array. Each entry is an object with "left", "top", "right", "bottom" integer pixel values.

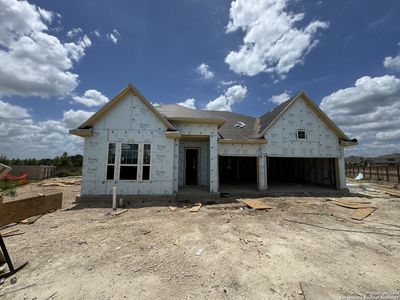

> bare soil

[{"left": 1, "top": 178, "right": 400, "bottom": 299}]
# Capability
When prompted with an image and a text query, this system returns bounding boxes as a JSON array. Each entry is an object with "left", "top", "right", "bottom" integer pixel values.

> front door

[{"left": 185, "top": 148, "right": 199, "bottom": 185}]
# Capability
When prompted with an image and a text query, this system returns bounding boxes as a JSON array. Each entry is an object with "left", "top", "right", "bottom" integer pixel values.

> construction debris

[
  {"left": 20, "top": 214, "right": 44, "bottom": 224},
  {"left": 241, "top": 198, "right": 272, "bottom": 210},
  {"left": 195, "top": 248, "right": 204, "bottom": 256},
  {"left": 300, "top": 282, "right": 337, "bottom": 300},
  {"left": 39, "top": 177, "right": 80, "bottom": 187},
  {"left": 189, "top": 203, "right": 202, "bottom": 212},
  {"left": 1, "top": 229, "right": 24, "bottom": 238},
  {"left": 330, "top": 200, "right": 375, "bottom": 209},
  {"left": 351, "top": 207, "right": 376, "bottom": 220},
  {"left": 168, "top": 206, "right": 177, "bottom": 211}
]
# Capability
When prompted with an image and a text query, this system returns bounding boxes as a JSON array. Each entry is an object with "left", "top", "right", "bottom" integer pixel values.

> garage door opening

[
  {"left": 219, "top": 156, "right": 257, "bottom": 185},
  {"left": 267, "top": 157, "right": 337, "bottom": 189}
]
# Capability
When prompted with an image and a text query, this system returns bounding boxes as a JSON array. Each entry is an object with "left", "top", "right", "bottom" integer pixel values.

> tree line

[{"left": 0, "top": 152, "right": 83, "bottom": 177}]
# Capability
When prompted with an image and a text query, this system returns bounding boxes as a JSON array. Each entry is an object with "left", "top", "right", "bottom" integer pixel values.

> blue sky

[{"left": 1, "top": 0, "right": 400, "bottom": 158}]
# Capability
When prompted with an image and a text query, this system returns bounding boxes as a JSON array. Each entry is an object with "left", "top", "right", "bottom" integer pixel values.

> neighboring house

[
  {"left": 9, "top": 165, "right": 56, "bottom": 180},
  {"left": 367, "top": 153, "right": 400, "bottom": 167},
  {"left": 345, "top": 156, "right": 364, "bottom": 166},
  {"left": 70, "top": 84, "right": 357, "bottom": 198}
]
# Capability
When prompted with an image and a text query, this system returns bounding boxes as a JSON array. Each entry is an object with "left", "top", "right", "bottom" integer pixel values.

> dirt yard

[{"left": 1, "top": 178, "right": 400, "bottom": 299}]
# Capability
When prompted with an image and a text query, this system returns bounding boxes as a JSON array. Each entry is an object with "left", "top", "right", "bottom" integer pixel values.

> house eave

[
  {"left": 69, "top": 128, "right": 93, "bottom": 137},
  {"left": 218, "top": 139, "right": 267, "bottom": 144}
]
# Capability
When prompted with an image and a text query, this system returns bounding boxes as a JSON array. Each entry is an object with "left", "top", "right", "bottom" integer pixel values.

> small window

[
  {"left": 120, "top": 143, "right": 138, "bottom": 180},
  {"left": 142, "top": 144, "right": 151, "bottom": 180},
  {"left": 297, "top": 130, "right": 306, "bottom": 140},
  {"left": 106, "top": 143, "right": 116, "bottom": 180}
]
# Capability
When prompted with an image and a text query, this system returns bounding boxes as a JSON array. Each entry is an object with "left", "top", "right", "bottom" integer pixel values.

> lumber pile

[
  {"left": 0, "top": 193, "right": 62, "bottom": 227},
  {"left": 39, "top": 177, "right": 81, "bottom": 187}
]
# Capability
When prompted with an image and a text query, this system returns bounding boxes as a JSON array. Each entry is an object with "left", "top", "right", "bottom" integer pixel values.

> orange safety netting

[{"left": 0, "top": 173, "right": 28, "bottom": 183}]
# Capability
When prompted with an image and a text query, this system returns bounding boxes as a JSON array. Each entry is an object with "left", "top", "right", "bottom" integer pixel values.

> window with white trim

[
  {"left": 106, "top": 143, "right": 116, "bottom": 180},
  {"left": 142, "top": 144, "right": 151, "bottom": 180},
  {"left": 120, "top": 143, "right": 138, "bottom": 180},
  {"left": 297, "top": 129, "right": 306, "bottom": 140}
]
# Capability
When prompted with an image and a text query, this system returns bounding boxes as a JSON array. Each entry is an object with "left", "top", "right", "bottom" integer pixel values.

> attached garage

[
  {"left": 267, "top": 157, "right": 337, "bottom": 188},
  {"left": 219, "top": 156, "right": 257, "bottom": 185}
]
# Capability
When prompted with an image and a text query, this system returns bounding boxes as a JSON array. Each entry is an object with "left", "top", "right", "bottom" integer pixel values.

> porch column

[
  {"left": 337, "top": 147, "right": 346, "bottom": 189},
  {"left": 173, "top": 139, "right": 179, "bottom": 193},
  {"left": 209, "top": 134, "right": 219, "bottom": 193},
  {"left": 258, "top": 155, "right": 267, "bottom": 190}
]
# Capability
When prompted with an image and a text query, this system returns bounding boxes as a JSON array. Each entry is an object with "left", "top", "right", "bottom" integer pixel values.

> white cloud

[
  {"left": 320, "top": 75, "right": 400, "bottom": 156},
  {"left": 177, "top": 98, "right": 196, "bottom": 109},
  {"left": 269, "top": 91, "right": 291, "bottom": 105},
  {"left": 67, "top": 27, "right": 83, "bottom": 38},
  {"left": 0, "top": 100, "right": 93, "bottom": 158},
  {"left": 205, "top": 85, "right": 247, "bottom": 111},
  {"left": 218, "top": 80, "right": 237, "bottom": 87},
  {"left": 62, "top": 109, "right": 94, "bottom": 129},
  {"left": 73, "top": 89, "right": 109, "bottom": 107},
  {"left": 0, "top": 0, "right": 92, "bottom": 98},
  {"left": 107, "top": 29, "right": 121, "bottom": 44},
  {"left": 0, "top": 100, "right": 30, "bottom": 119},
  {"left": 196, "top": 63, "right": 214, "bottom": 80},
  {"left": 383, "top": 53, "right": 400, "bottom": 72},
  {"left": 225, "top": 0, "right": 328, "bottom": 77}
]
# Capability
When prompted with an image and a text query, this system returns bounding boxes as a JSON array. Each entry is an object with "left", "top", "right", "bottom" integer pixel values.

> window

[
  {"left": 106, "top": 143, "right": 116, "bottom": 180},
  {"left": 120, "top": 143, "right": 138, "bottom": 180},
  {"left": 142, "top": 144, "right": 151, "bottom": 180},
  {"left": 297, "top": 130, "right": 306, "bottom": 140}
]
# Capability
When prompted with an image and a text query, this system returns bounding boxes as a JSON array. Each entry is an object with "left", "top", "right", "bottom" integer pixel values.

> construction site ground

[{"left": 1, "top": 177, "right": 400, "bottom": 299}]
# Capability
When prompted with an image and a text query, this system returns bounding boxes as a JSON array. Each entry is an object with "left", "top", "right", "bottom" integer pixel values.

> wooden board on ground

[
  {"left": 168, "top": 206, "right": 177, "bottom": 211},
  {"left": 326, "top": 198, "right": 371, "bottom": 204},
  {"left": 300, "top": 282, "right": 337, "bottom": 300},
  {"left": 0, "top": 193, "right": 62, "bottom": 227},
  {"left": 242, "top": 199, "right": 272, "bottom": 210},
  {"left": 189, "top": 204, "right": 202, "bottom": 212},
  {"left": 330, "top": 200, "right": 375, "bottom": 209},
  {"left": 20, "top": 214, "right": 44, "bottom": 224},
  {"left": 351, "top": 207, "right": 376, "bottom": 220}
]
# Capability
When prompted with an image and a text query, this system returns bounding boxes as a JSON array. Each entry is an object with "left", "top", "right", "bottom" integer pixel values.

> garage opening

[
  {"left": 219, "top": 156, "right": 257, "bottom": 185},
  {"left": 267, "top": 157, "right": 337, "bottom": 188}
]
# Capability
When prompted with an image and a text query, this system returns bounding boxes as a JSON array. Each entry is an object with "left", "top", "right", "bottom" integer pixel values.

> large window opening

[
  {"left": 106, "top": 143, "right": 116, "bottom": 180},
  {"left": 120, "top": 143, "right": 138, "bottom": 180}
]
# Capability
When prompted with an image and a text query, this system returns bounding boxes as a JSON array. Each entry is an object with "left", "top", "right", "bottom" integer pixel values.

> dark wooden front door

[{"left": 185, "top": 149, "right": 199, "bottom": 185}]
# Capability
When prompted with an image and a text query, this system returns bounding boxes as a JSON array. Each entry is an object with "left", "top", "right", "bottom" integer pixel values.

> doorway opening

[{"left": 185, "top": 148, "right": 199, "bottom": 185}]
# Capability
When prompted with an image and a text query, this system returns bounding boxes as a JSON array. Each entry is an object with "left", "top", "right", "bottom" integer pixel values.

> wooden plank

[
  {"left": 0, "top": 193, "right": 62, "bottom": 227},
  {"left": 300, "top": 282, "right": 336, "bottom": 300},
  {"left": 330, "top": 200, "right": 375, "bottom": 209},
  {"left": 189, "top": 203, "right": 202, "bottom": 212},
  {"left": 168, "top": 206, "right": 177, "bottom": 211},
  {"left": 20, "top": 214, "right": 44, "bottom": 224},
  {"left": 242, "top": 199, "right": 272, "bottom": 210},
  {"left": 351, "top": 208, "right": 376, "bottom": 220}
]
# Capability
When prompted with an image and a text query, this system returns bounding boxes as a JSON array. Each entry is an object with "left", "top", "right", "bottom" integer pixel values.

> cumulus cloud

[
  {"left": 0, "top": 100, "right": 30, "bottom": 119},
  {"left": 320, "top": 75, "right": 400, "bottom": 156},
  {"left": 177, "top": 98, "right": 196, "bottom": 109},
  {"left": 218, "top": 80, "right": 237, "bottom": 87},
  {"left": 383, "top": 52, "right": 400, "bottom": 72},
  {"left": 196, "top": 63, "right": 214, "bottom": 80},
  {"left": 269, "top": 91, "right": 291, "bottom": 105},
  {"left": 0, "top": 0, "right": 93, "bottom": 98},
  {"left": 225, "top": 0, "right": 328, "bottom": 77},
  {"left": 66, "top": 27, "right": 83, "bottom": 38},
  {"left": 73, "top": 89, "right": 109, "bottom": 107},
  {"left": 0, "top": 100, "right": 93, "bottom": 158},
  {"left": 107, "top": 29, "right": 121, "bottom": 44},
  {"left": 205, "top": 85, "right": 247, "bottom": 111},
  {"left": 63, "top": 109, "right": 94, "bottom": 129}
]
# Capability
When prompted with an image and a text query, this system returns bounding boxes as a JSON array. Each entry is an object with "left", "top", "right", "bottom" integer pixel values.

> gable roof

[
  {"left": 77, "top": 84, "right": 176, "bottom": 131},
  {"left": 257, "top": 91, "right": 352, "bottom": 141},
  {"left": 156, "top": 104, "right": 225, "bottom": 127},
  {"left": 156, "top": 104, "right": 262, "bottom": 140}
]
